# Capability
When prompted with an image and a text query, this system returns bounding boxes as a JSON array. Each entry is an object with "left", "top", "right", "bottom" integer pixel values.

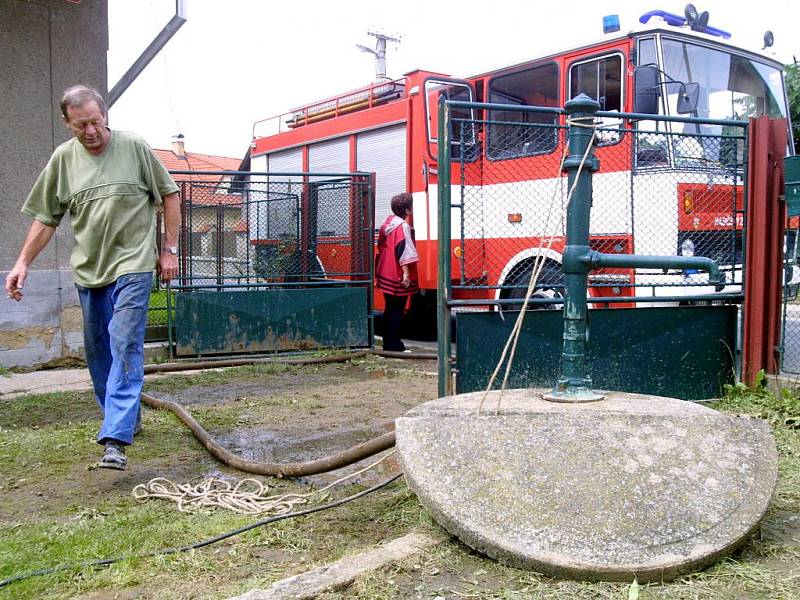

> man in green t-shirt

[{"left": 4, "top": 85, "right": 181, "bottom": 471}]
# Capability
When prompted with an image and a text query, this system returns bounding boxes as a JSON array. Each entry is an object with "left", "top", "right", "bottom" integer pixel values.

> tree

[{"left": 786, "top": 62, "right": 800, "bottom": 151}]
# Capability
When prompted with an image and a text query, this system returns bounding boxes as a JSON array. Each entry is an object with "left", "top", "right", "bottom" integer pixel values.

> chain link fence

[
  {"left": 783, "top": 219, "right": 800, "bottom": 374},
  {"left": 146, "top": 173, "right": 372, "bottom": 333},
  {"left": 448, "top": 104, "right": 747, "bottom": 306}
]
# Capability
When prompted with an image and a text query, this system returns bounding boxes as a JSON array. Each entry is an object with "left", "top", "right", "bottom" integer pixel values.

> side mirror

[
  {"left": 634, "top": 66, "right": 660, "bottom": 115},
  {"left": 677, "top": 82, "right": 700, "bottom": 114}
]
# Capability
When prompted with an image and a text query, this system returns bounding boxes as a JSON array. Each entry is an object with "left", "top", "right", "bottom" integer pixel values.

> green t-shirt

[{"left": 22, "top": 130, "right": 179, "bottom": 287}]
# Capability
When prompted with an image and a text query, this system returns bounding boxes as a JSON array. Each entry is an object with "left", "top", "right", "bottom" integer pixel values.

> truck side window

[
  {"left": 569, "top": 54, "right": 624, "bottom": 145},
  {"left": 425, "top": 80, "right": 476, "bottom": 161},
  {"left": 486, "top": 62, "right": 559, "bottom": 160},
  {"left": 633, "top": 38, "right": 670, "bottom": 168}
]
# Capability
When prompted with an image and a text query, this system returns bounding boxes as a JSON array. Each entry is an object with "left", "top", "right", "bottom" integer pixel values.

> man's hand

[
  {"left": 401, "top": 271, "right": 411, "bottom": 288},
  {"left": 159, "top": 251, "right": 178, "bottom": 283},
  {"left": 5, "top": 220, "right": 56, "bottom": 302},
  {"left": 5, "top": 264, "right": 27, "bottom": 301}
]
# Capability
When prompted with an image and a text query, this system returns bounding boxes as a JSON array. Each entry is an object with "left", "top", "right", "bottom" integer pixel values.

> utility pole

[{"left": 356, "top": 31, "right": 401, "bottom": 82}]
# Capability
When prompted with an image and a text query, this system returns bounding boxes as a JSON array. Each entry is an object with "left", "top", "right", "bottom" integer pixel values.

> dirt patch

[{"left": 0, "top": 357, "right": 436, "bottom": 525}]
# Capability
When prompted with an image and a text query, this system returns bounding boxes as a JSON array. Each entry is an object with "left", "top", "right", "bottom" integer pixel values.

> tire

[{"left": 499, "top": 258, "right": 565, "bottom": 311}]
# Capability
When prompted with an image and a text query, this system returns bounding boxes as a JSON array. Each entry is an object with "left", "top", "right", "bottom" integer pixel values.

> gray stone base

[
  {"left": 0, "top": 269, "right": 83, "bottom": 368},
  {"left": 396, "top": 389, "right": 778, "bottom": 582}
]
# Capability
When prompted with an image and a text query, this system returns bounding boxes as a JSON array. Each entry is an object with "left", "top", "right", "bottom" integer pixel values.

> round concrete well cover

[{"left": 396, "top": 389, "right": 777, "bottom": 582}]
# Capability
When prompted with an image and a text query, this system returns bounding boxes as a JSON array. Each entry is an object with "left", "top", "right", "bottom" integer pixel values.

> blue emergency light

[
  {"left": 603, "top": 14, "right": 621, "bottom": 34},
  {"left": 638, "top": 5, "right": 731, "bottom": 39}
]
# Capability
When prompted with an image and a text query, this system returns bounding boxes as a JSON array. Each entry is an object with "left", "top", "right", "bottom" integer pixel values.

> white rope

[
  {"left": 132, "top": 450, "right": 397, "bottom": 515},
  {"left": 477, "top": 116, "right": 598, "bottom": 415}
]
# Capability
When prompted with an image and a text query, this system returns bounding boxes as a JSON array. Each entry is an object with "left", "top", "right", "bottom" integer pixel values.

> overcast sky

[{"left": 107, "top": 0, "right": 800, "bottom": 160}]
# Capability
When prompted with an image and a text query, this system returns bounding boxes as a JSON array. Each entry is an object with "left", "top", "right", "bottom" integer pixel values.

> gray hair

[{"left": 60, "top": 85, "right": 107, "bottom": 120}]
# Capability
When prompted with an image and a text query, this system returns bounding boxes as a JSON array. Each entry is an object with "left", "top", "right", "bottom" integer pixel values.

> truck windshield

[
  {"left": 635, "top": 36, "right": 788, "bottom": 171},
  {"left": 660, "top": 37, "right": 787, "bottom": 120}
]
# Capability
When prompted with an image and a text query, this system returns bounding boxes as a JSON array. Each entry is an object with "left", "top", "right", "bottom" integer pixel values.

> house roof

[
  {"left": 154, "top": 147, "right": 243, "bottom": 206},
  {"left": 153, "top": 148, "right": 241, "bottom": 182}
]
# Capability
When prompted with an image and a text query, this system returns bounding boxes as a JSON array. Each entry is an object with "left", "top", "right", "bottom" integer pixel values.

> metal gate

[
  {"left": 437, "top": 98, "right": 749, "bottom": 400},
  {"left": 165, "top": 171, "right": 374, "bottom": 357}
]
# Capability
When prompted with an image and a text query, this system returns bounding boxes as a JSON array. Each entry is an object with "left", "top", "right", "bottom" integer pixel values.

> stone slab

[
  {"left": 396, "top": 389, "right": 778, "bottom": 582},
  {"left": 0, "top": 368, "right": 92, "bottom": 398},
  {"left": 229, "top": 531, "right": 443, "bottom": 600},
  {"left": 0, "top": 269, "right": 82, "bottom": 368}
]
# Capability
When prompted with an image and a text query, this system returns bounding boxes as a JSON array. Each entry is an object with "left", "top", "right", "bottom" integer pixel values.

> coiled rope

[{"left": 132, "top": 451, "right": 396, "bottom": 514}]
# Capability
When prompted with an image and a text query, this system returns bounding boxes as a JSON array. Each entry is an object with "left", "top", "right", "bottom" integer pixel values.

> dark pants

[{"left": 382, "top": 293, "right": 407, "bottom": 352}]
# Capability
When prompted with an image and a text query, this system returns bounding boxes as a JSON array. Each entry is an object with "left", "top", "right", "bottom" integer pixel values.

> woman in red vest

[{"left": 376, "top": 193, "right": 418, "bottom": 351}]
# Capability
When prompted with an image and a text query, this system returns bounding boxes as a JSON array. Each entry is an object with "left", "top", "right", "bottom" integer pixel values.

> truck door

[{"left": 423, "top": 78, "right": 480, "bottom": 283}]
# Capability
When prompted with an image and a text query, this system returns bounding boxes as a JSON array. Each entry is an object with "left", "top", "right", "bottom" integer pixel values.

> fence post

[
  {"left": 437, "top": 96, "right": 453, "bottom": 398},
  {"left": 367, "top": 173, "right": 377, "bottom": 345},
  {"left": 742, "top": 116, "right": 787, "bottom": 383},
  {"left": 544, "top": 94, "right": 604, "bottom": 403}
]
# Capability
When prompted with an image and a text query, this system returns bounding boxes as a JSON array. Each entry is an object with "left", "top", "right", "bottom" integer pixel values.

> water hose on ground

[
  {"left": 139, "top": 349, "right": 434, "bottom": 477},
  {"left": 0, "top": 352, "right": 421, "bottom": 588},
  {"left": 143, "top": 349, "right": 435, "bottom": 375},
  {"left": 141, "top": 391, "right": 395, "bottom": 478}
]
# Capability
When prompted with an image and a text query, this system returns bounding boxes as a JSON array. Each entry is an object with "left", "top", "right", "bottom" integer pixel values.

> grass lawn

[
  {"left": 0, "top": 362, "right": 798, "bottom": 599},
  {"left": 147, "top": 288, "right": 174, "bottom": 328}
]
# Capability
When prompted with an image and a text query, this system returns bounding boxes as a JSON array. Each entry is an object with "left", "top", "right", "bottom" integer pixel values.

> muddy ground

[
  {"left": 1, "top": 354, "right": 799, "bottom": 599},
  {"left": 0, "top": 356, "right": 436, "bottom": 524}
]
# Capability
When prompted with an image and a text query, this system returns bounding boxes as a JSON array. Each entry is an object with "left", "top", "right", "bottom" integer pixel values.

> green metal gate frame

[
  {"left": 436, "top": 98, "right": 749, "bottom": 400},
  {"left": 165, "top": 170, "right": 376, "bottom": 358}
]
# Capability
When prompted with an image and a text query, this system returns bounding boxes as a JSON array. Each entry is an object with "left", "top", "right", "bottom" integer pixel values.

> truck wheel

[{"left": 499, "top": 259, "right": 565, "bottom": 311}]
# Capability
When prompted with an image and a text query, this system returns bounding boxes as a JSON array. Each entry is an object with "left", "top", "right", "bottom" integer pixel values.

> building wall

[{"left": 0, "top": 0, "right": 108, "bottom": 367}]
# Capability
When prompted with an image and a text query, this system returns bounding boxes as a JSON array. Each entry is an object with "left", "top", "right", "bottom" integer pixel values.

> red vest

[{"left": 376, "top": 216, "right": 418, "bottom": 297}]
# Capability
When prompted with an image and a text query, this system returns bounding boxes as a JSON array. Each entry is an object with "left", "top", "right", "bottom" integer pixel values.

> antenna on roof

[{"left": 356, "top": 30, "right": 402, "bottom": 82}]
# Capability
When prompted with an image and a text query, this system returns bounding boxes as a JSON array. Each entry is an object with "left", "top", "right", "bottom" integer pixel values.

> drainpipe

[{"left": 108, "top": 0, "right": 188, "bottom": 108}]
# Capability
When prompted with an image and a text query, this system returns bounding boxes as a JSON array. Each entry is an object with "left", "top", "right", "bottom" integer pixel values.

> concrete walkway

[
  {"left": 0, "top": 364, "right": 232, "bottom": 399},
  {"left": 0, "top": 367, "right": 93, "bottom": 398},
  {"left": 396, "top": 388, "right": 778, "bottom": 582},
  {"left": 0, "top": 342, "right": 437, "bottom": 400}
]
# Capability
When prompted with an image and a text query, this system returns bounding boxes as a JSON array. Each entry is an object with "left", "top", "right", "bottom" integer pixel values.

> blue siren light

[
  {"left": 638, "top": 7, "right": 731, "bottom": 39},
  {"left": 603, "top": 14, "right": 621, "bottom": 34},
  {"left": 639, "top": 9, "right": 686, "bottom": 27}
]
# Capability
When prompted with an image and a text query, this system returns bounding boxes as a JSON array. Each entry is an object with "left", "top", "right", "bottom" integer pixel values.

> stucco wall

[{"left": 0, "top": 0, "right": 108, "bottom": 368}]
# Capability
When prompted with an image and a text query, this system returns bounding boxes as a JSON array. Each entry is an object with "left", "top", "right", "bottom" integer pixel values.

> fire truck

[{"left": 246, "top": 6, "right": 794, "bottom": 326}]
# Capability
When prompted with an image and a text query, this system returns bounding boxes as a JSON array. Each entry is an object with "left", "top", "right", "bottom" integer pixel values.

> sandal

[{"left": 98, "top": 443, "right": 127, "bottom": 470}]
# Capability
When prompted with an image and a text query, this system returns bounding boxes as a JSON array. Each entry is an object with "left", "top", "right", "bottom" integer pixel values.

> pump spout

[{"left": 587, "top": 251, "right": 722, "bottom": 285}]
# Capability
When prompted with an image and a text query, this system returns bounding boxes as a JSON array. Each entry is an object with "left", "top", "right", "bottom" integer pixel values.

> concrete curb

[{"left": 228, "top": 531, "right": 444, "bottom": 599}]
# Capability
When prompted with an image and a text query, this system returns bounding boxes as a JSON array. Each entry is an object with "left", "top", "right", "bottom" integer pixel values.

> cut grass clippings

[{"left": 0, "top": 364, "right": 798, "bottom": 599}]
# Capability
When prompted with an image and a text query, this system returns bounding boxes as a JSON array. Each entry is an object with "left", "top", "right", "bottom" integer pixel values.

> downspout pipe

[{"left": 108, "top": 0, "right": 188, "bottom": 108}]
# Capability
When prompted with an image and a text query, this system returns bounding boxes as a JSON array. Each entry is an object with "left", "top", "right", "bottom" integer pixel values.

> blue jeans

[{"left": 76, "top": 272, "right": 152, "bottom": 446}]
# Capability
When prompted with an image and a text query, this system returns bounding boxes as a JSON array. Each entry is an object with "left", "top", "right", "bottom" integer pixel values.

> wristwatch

[{"left": 164, "top": 246, "right": 178, "bottom": 255}]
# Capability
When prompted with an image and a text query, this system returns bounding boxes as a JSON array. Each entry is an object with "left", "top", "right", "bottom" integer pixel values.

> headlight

[{"left": 681, "top": 238, "right": 695, "bottom": 257}]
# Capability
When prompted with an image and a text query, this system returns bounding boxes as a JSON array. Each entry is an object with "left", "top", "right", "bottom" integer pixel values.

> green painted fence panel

[
  {"left": 456, "top": 305, "right": 736, "bottom": 400},
  {"left": 174, "top": 287, "right": 370, "bottom": 357},
  {"left": 785, "top": 155, "right": 800, "bottom": 217}
]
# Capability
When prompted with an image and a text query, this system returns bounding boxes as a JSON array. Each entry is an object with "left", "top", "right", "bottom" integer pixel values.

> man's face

[{"left": 64, "top": 101, "right": 110, "bottom": 155}]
